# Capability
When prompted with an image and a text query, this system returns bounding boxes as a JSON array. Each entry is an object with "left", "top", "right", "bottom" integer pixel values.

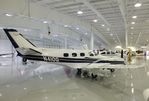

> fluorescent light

[
  {"left": 0, "top": 93, "right": 2, "bottom": 97},
  {"left": 102, "top": 24, "right": 105, "bottom": 27},
  {"left": 131, "top": 83, "right": 134, "bottom": 87},
  {"left": 131, "top": 27, "right": 134, "bottom": 29},
  {"left": 147, "top": 40, "right": 148, "bottom": 42},
  {"left": 107, "top": 28, "right": 110, "bottom": 31},
  {"left": 64, "top": 25, "right": 68, "bottom": 27},
  {"left": 132, "top": 16, "right": 137, "bottom": 19},
  {"left": 131, "top": 88, "right": 134, "bottom": 94},
  {"left": 77, "top": 10, "right": 83, "bottom": 15},
  {"left": 43, "top": 21, "right": 48, "bottom": 23},
  {"left": 131, "top": 22, "right": 135, "bottom": 24},
  {"left": 93, "top": 19, "right": 98, "bottom": 22},
  {"left": 5, "top": 13, "right": 13, "bottom": 17},
  {"left": 134, "top": 3, "right": 142, "bottom": 7},
  {"left": 76, "top": 27, "right": 79, "bottom": 30},
  {"left": 24, "top": 88, "right": 27, "bottom": 90},
  {"left": 110, "top": 33, "right": 113, "bottom": 36}
]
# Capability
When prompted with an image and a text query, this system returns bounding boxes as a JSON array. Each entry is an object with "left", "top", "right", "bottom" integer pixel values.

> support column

[
  {"left": 90, "top": 32, "right": 94, "bottom": 50},
  {"left": 64, "top": 36, "right": 67, "bottom": 49}
]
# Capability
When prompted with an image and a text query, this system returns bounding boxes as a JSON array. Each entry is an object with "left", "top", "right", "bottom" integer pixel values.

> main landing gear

[
  {"left": 76, "top": 68, "right": 116, "bottom": 80},
  {"left": 107, "top": 68, "right": 115, "bottom": 73},
  {"left": 76, "top": 69, "right": 98, "bottom": 80}
]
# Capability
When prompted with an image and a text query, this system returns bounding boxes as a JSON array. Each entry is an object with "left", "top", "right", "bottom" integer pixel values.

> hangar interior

[{"left": 0, "top": 0, "right": 149, "bottom": 101}]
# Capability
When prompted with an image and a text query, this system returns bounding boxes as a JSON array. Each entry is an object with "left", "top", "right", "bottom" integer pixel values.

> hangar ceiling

[{"left": 31, "top": 0, "right": 149, "bottom": 48}]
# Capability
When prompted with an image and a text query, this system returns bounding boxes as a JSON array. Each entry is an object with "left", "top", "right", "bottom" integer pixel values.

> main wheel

[
  {"left": 110, "top": 69, "right": 115, "bottom": 73},
  {"left": 76, "top": 68, "right": 82, "bottom": 77}
]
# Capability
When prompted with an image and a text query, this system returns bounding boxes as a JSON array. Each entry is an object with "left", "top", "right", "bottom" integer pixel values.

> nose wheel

[{"left": 22, "top": 58, "right": 27, "bottom": 65}]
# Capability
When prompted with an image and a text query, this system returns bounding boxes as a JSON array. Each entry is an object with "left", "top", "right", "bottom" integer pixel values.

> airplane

[{"left": 3, "top": 28, "right": 144, "bottom": 79}]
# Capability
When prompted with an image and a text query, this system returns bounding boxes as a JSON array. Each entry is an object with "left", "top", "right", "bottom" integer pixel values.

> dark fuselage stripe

[{"left": 22, "top": 55, "right": 125, "bottom": 64}]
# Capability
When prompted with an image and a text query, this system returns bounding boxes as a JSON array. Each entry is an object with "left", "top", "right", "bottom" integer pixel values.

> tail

[{"left": 3, "top": 29, "right": 41, "bottom": 56}]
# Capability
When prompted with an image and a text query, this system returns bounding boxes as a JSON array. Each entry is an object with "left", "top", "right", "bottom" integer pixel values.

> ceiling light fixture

[
  {"left": 77, "top": 10, "right": 83, "bottom": 15},
  {"left": 5, "top": 13, "right": 13, "bottom": 17},
  {"left": 43, "top": 21, "right": 48, "bottom": 23},
  {"left": 132, "top": 16, "right": 137, "bottom": 19},
  {"left": 131, "top": 22, "right": 135, "bottom": 24},
  {"left": 64, "top": 25, "right": 68, "bottom": 27},
  {"left": 134, "top": 2, "right": 142, "bottom": 7},
  {"left": 110, "top": 33, "right": 113, "bottom": 36},
  {"left": 107, "top": 28, "right": 110, "bottom": 31},
  {"left": 76, "top": 27, "right": 79, "bottom": 30},
  {"left": 93, "top": 19, "right": 98, "bottom": 22},
  {"left": 102, "top": 24, "right": 105, "bottom": 27},
  {"left": 131, "top": 27, "right": 134, "bottom": 29}
]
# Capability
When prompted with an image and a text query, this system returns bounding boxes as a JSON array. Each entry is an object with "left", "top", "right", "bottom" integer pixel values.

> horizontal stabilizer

[{"left": 16, "top": 48, "right": 41, "bottom": 56}]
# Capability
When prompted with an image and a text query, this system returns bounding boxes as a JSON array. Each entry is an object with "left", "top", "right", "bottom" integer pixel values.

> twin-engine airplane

[{"left": 3, "top": 29, "right": 144, "bottom": 79}]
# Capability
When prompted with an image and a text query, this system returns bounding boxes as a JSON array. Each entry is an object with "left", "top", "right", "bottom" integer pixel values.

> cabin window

[
  {"left": 63, "top": 53, "right": 69, "bottom": 57},
  {"left": 80, "top": 53, "right": 85, "bottom": 57},
  {"left": 90, "top": 53, "right": 94, "bottom": 56},
  {"left": 72, "top": 53, "right": 77, "bottom": 57},
  {"left": 101, "top": 52, "right": 106, "bottom": 54},
  {"left": 107, "top": 51, "right": 110, "bottom": 54},
  {"left": 111, "top": 51, "right": 115, "bottom": 54}
]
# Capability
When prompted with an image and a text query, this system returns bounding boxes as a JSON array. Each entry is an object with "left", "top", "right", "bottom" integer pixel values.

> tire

[
  {"left": 110, "top": 69, "right": 115, "bottom": 73},
  {"left": 22, "top": 58, "right": 27, "bottom": 62}
]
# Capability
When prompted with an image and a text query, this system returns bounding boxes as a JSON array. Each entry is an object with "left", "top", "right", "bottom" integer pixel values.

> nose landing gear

[{"left": 22, "top": 57, "right": 27, "bottom": 65}]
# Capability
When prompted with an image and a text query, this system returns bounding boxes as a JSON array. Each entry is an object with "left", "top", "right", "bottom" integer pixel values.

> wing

[{"left": 84, "top": 63, "right": 145, "bottom": 69}]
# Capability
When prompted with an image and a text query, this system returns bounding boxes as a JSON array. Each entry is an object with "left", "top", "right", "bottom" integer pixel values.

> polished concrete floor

[{"left": 0, "top": 56, "right": 149, "bottom": 101}]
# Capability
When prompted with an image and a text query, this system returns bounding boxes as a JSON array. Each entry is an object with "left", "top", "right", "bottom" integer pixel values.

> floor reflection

[{"left": 0, "top": 56, "right": 149, "bottom": 101}]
